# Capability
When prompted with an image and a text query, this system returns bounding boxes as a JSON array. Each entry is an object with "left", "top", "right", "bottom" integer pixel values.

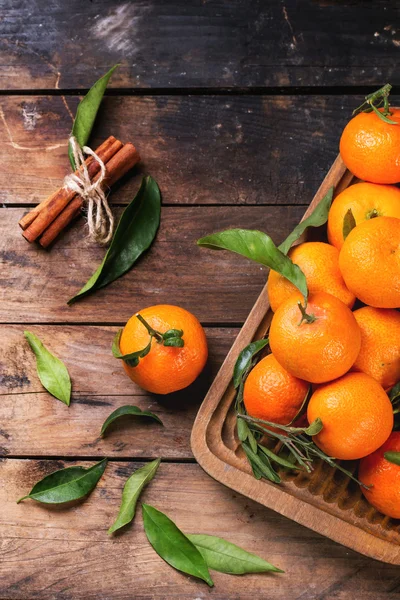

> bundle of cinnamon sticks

[{"left": 19, "top": 136, "right": 140, "bottom": 247}]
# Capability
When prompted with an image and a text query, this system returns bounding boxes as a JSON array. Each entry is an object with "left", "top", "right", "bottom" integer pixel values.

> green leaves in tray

[
  {"left": 108, "top": 459, "right": 160, "bottom": 534},
  {"left": 187, "top": 534, "right": 283, "bottom": 574},
  {"left": 101, "top": 405, "right": 163, "bottom": 437},
  {"left": 24, "top": 331, "right": 71, "bottom": 406},
  {"left": 69, "top": 64, "right": 119, "bottom": 169},
  {"left": 197, "top": 187, "right": 334, "bottom": 301},
  {"left": 68, "top": 176, "right": 161, "bottom": 304},
  {"left": 142, "top": 504, "right": 214, "bottom": 586},
  {"left": 17, "top": 459, "right": 107, "bottom": 504}
]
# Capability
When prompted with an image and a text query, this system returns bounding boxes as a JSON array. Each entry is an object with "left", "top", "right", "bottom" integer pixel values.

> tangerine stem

[{"left": 297, "top": 301, "right": 317, "bottom": 325}]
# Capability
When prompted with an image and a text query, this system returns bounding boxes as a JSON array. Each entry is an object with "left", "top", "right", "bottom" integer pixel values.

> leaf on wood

[
  {"left": 100, "top": 405, "right": 163, "bottom": 436},
  {"left": 17, "top": 459, "right": 107, "bottom": 504},
  {"left": 68, "top": 176, "right": 161, "bottom": 304},
  {"left": 278, "top": 187, "right": 334, "bottom": 254},
  {"left": 24, "top": 331, "right": 71, "bottom": 406},
  {"left": 187, "top": 534, "right": 283, "bottom": 574},
  {"left": 108, "top": 459, "right": 160, "bottom": 534},
  {"left": 142, "top": 504, "right": 214, "bottom": 586},
  {"left": 69, "top": 64, "right": 119, "bottom": 169}
]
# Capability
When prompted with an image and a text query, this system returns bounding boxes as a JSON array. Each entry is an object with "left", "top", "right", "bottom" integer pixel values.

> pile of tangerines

[{"left": 244, "top": 86, "right": 400, "bottom": 520}]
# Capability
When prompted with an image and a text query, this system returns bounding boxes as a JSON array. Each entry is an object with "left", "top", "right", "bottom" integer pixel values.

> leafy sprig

[{"left": 352, "top": 83, "right": 397, "bottom": 125}]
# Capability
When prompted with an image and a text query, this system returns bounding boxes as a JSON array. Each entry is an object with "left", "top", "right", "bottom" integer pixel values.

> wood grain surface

[{"left": 1, "top": 0, "right": 400, "bottom": 89}]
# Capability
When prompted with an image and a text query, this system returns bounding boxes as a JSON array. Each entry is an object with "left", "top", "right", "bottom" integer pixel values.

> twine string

[{"left": 64, "top": 136, "right": 114, "bottom": 245}]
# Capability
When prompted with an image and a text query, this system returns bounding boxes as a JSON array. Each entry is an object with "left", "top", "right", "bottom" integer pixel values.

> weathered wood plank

[
  {"left": 1, "top": 459, "right": 398, "bottom": 600},
  {"left": 0, "top": 94, "right": 364, "bottom": 207},
  {"left": 0, "top": 325, "right": 238, "bottom": 458},
  {"left": 0, "top": 206, "right": 304, "bottom": 324},
  {"left": 0, "top": 0, "right": 399, "bottom": 89}
]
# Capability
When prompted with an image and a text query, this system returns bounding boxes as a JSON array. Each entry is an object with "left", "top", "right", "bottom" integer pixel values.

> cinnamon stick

[
  {"left": 39, "top": 143, "right": 140, "bottom": 248},
  {"left": 21, "top": 137, "right": 123, "bottom": 242}
]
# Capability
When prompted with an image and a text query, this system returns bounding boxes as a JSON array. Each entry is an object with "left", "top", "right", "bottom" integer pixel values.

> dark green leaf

[
  {"left": 389, "top": 382, "right": 400, "bottom": 404},
  {"left": 142, "top": 504, "right": 213, "bottom": 586},
  {"left": 370, "top": 102, "right": 398, "bottom": 124},
  {"left": 108, "top": 459, "right": 160, "bottom": 534},
  {"left": 237, "top": 417, "right": 250, "bottom": 442},
  {"left": 343, "top": 208, "right": 356, "bottom": 241},
  {"left": 69, "top": 65, "right": 119, "bottom": 169},
  {"left": 187, "top": 534, "right": 283, "bottom": 574},
  {"left": 248, "top": 429, "right": 258, "bottom": 454},
  {"left": 17, "top": 459, "right": 107, "bottom": 504},
  {"left": 163, "top": 329, "right": 184, "bottom": 340},
  {"left": 242, "top": 442, "right": 281, "bottom": 483},
  {"left": 111, "top": 329, "right": 153, "bottom": 368},
  {"left": 197, "top": 229, "right": 308, "bottom": 299},
  {"left": 163, "top": 337, "right": 185, "bottom": 348},
  {"left": 24, "top": 331, "right": 71, "bottom": 406},
  {"left": 233, "top": 338, "right": 269, "bottom": 389},
  {"left": 258, "top": 445, "right": 301, "bottom": 470},
  {"left": 278, "top": 188, "right": 333, "bottom": 255},
  {"left": 101, "top": 405, "right": 163, "bottom": 436},
  {"left": 384, "top": 451, "right": 400, "bottom": 466},
  {"left": 304, "top": 418, "right": 323, "bottom": 436},
  {"left": 68, "top": 176, "right": 161, "bottom": 304}
]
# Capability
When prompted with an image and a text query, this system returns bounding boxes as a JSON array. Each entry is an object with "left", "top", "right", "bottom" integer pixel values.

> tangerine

[
  {"left": 339, "top": 216, "right": 400, "bottom": 308},
  {"left": 307, "top": 372, "right": 393, "bottom": 460},
  {"left": 340, "top": 108, "right": 400, "bottom": 184},
  {"left": 269, "top": 291, "right": 361, "bottom": 383},
  {"left": 119, "top": 305, "right": 208, "bottom": 394}
]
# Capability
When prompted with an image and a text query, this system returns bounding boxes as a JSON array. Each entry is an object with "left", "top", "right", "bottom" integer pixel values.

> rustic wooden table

[{"left": 1, "top": 1, "right": 400, "bottom": 598}]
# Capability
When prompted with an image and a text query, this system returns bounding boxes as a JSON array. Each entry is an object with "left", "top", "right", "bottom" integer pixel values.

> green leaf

[
  {"left": 162, "top": 337, "right": 184, "bottom": 348},
  {"left": 384, "top": 451, "right": 400, "bottom": 466},
  {"left": 108, "top": 459, "right": 160, "bottom": 534},
  {"left": 370, "top": 102, "right": 398, "bottom": 125},
  {"left": 304, "top": 417, "right": 323, "bottom": 436},
  {"left": 163, "top": 329, "right": 184, "bottom": 340},
  {"left": 278, "top": 188, "right": 334, "bottom": 255},
  {"left": 242, "top": 442, "right": 281, "bottom": 483},
  {"left": 101, "top": 405, "right": 163, "bottom": 436},
  {"left": 17, "top": 459, "right": 107, "bottom": 504},
  {"left": 198, "top": 229, "right": 308, "bottom": 299},
  {"left": 258, "top": 445, "right": 301, "bottom": 470},
  {"left": 111, "top": 329, "right": 153, "bottom": 368},
  {"left": 69, "top": 65, "right": 119, "bottom": 169},
  {"left": 187, "top": 534, "right": 283, "bottom": 574},
  {"left": 237, "top": 417, "right": 250, "bottom": 442},
  {"left": 233, "top": 338, "right": 269, "bottom": 389},
  {"left": 24, "top": 331, "right": 71, "bottom": 406},
  {"left": 389, "top": 382, "right": 400, "bottom": 404},
  {"left": 343, "top": 208, "right": 356, "bottom": 241},
  {"left": 142, "top": 504, "right": 214, "bottom": 586},
  {"left": 68, "top": 176, "right": 161, "bottom": 304}
]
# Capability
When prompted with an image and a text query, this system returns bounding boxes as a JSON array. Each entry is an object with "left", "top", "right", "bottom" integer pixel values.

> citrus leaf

[
  {"left": 101, "top": 405, "right": 163, "bottom": 436},
  {"left": 69, "top": 64, "right": 119, "bottom": 169},
  {"left": 111, "top": 329, "right": 153, "bottom": 367},
  {"left": 278, "top": 187, "right": 334, "bottom": 255},
  {"left": 370, "top": 102, "right": 398, "bottom": 125},
  {"left": 233, "top": 338, "right": 269, "bottom": 389},
  {"left": 242, "top": 442, "right": 281, "bottom": 483},
  {"left": 142, "top": 504, "right": 214, "bottom": 586},
  {"left": 237, "top": 417, "right": 250, "bottom": 442},
  {"left": 384, "top": 451, "right": 400, "bottom": 466},
  {"left": 304, "top": 417, "right": 323, "bottom": 436},
  {"left": 108, "top": 459, "right": 160, "bottom": 534},
  {"left": 24, "top": 331, "right": 71, "bottom": 406},
  {"left": 68, "top": 176, "right": 161, "bottom": 304},
  {"left": 187, "top": 534, "right": 283, "bottom": 574},
  {"left": 17, "top": 459, "right": 107, "bottom": 504},
  {"left": 197, "top": 229, "right": 308, "bottom": 299},
  {"left": 389, "top": 382, "right": 400, "bottom": 404},
  {"left": 258, "top": 445, "right": 302, "bottom": 470},
  {"left": 343, "top": 208, "right": 356, "bottom": 241}
]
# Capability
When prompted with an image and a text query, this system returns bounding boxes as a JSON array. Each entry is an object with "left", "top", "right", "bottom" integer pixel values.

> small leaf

[
  {"left": 187, "top": 534, "right": 283, "bottom": 574},
  {"left": 248, "top": 429, "right": 258, "bottom": 454},
  {"left": 278, "top": 188, "right": 334, "bottom": 255},
  {"left": 24, "top": 331, "right": 71, "bottom": 406},
  {"left": 258, "top": 445, "right": 301, "bottom": 470},
  {"left": 17, "top": 459, "right": 107, "bottom": 504},
  {"left": 389, "top": 382, "right": 400, "bottom": 404},
  {"left": 197, "top": 229, "right": 308, "bottom": 300},
  {"left": 237, "top": 417, "right": 250, "bottom": 442},
  {"left": 111, "top": 329, "right": 153, "bottom": 367},
  {"left": 304, "top": 417, "right": 323, "bottom": 436},
  {"left": 163, "top": 337, "right": 185, "bottom": 348},
  {"left": 343, "top": 208, "right": 356, "bottom": 241},
  {"left": 108, "top": 459, "right": 160, "bottom": 534},
  {"left": 384, "top": 451, "right": 400, "bottom": 466},
  {"left": 69, "top": 65, "right": 119, "bottom": 169},
  {"left": 242, "top": 442, "right": 281, "bottom": 483},
  {"left": 68, "top": 176, "right": 161, "bottom": 304},
  {"left": 370, "top": 102, "right": 398, "bottom": 125},
  {"left": 163, "top": 329, "right": 184, "bottom": 340},
  {"left": 233, "top": 338, "right": 269, "bottom": 389},
  {"left": 142, "top": 504, "right": 214, "bottom": 586},
  {"left": 101, "top": 405, "right": 163, "bottom": 436}
]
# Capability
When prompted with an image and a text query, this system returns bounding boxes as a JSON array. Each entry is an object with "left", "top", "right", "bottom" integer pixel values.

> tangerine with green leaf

[
  {"left": 269, "top": 291, "right": 361, "bottom": 384},
  {"left": 117, "top": 305, "right": 208, "bottom": 394}
]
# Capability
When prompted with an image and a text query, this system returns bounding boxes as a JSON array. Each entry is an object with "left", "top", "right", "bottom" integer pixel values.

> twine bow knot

[{"left": 64, "top": 136, "right": 114, "bottom": 245}]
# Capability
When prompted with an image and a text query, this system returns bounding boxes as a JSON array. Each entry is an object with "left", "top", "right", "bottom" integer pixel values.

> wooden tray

[{"left": 191, "top": 155, "right": 400, "bottom": 565}]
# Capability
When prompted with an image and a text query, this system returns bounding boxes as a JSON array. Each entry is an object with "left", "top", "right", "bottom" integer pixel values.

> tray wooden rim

[{"left": 191, "top": 155, "right": 400, "bottom": 565}]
